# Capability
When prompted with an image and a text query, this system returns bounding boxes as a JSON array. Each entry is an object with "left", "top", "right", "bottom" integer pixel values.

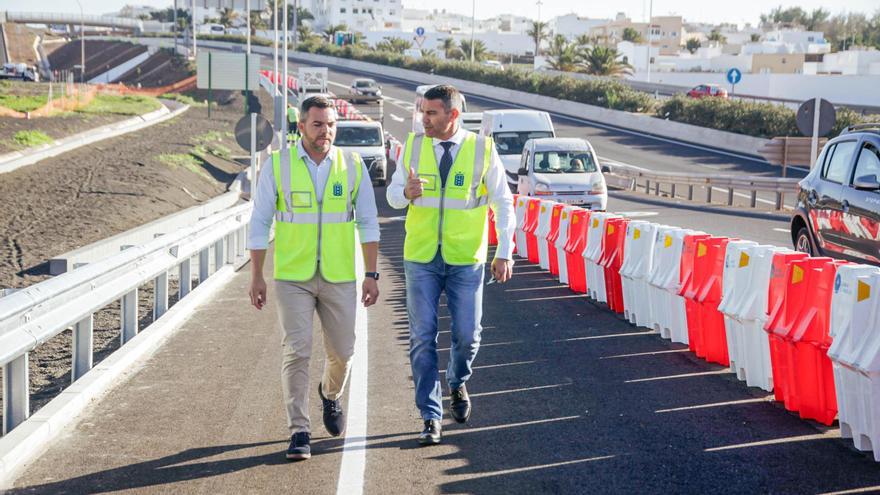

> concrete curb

[
  {"left": 0, "top": 264, "right": 238, "bottom": 489},
  {"left": 0, "top": 101, "right": 190, "bottom": 176}
]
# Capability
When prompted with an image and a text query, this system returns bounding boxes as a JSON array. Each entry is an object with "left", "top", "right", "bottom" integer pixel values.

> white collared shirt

[
  {"left": 386, "top": 127, "right": 516, "bottom": 260},
  {"left": 247, "top": 140, "right": 380, "bottom": 251}
]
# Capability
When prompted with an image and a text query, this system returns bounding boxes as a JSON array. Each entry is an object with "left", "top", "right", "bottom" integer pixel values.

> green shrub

[
  {"left": 160, "top": 93, "right": 206, "bottom": 107},
  {"left": 0, "top": 94, "right": 48, "bottom": 112},
  {"left": 12, "top": 130, "right": 53, "bottom": 148},
  {"left": 77, "top": 94, "right": 162, "bottom": 115}
]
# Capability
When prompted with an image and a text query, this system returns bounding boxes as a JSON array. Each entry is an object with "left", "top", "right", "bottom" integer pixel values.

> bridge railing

[
  {"left": 0, "top": 201, "right": 252, "bottom": 435},
  {"left": 604, "top": 162, "right": 801, "bottom": 210}
]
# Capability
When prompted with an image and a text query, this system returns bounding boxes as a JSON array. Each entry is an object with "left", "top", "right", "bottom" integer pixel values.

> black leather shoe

[
  {"left": 450, "top": 385, "right": 471, "bottom": 423},
  {"left": 319, "top": 382, "right": 346, "bottom": 437},
  {"left": 286, "top": 431, "right": 311, "bottom": 460},
  {"left": 418, "top": 419, "right": 442, "bottom": 445}
]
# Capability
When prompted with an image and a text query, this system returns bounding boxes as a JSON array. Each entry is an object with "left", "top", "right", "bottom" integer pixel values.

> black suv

[{"left": 791, "top": 124, "right": 880, "bottom": 263}]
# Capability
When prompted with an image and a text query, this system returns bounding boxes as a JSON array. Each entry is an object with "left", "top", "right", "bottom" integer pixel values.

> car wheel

[{"left": 795, "top": 227, "right": 814, "bottom": 255}]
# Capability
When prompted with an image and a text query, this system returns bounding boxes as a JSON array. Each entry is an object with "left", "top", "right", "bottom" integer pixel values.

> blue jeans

[{"left": 404, "top": 251, "right": 485, "bottom": 420}]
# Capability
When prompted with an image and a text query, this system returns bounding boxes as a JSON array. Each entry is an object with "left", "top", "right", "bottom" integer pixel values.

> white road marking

[
  {"left": 773, "top": 228, "right": 790, "bottom": 233},
  {"left": 616, "top": 211, "right": 659, "bottom": 218},
  {"left": 336, "top": 239, "right": 369, "bottom": 495},
  {"left": 389, "top": 114, "right": 404, "bottom": 122}
]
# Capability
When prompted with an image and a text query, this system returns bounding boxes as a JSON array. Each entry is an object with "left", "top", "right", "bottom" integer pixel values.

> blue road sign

[
  {"left": 415, "top": 27, "right": 425, "bottom": 36},
  {"left": 727, "top": 68, "right": 742, "bottom": 85}
]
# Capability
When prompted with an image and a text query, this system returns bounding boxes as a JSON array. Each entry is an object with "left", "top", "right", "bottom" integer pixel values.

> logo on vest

[
  {"left": 333, "top": 181, "right": 344, "bottom": 197},
  {"left": 454, "top": 172, "right": 465, "bottom": 187}
]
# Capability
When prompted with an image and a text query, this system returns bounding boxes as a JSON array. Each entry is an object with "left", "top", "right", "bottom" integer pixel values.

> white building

[
  {"left": 805, "top": 49, "right": 880, "bottom": 75},
  {"left": 302, "top": 0, "right": 403, "bottom": 32},
  {"left": 552, "top": 14, "right": 610, "bottom": 40}
]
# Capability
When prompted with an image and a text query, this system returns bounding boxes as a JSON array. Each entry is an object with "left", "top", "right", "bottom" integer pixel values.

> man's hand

[
  {"left": 362, "top": 278, "right": 380, "bottom": 307},
  {"left": 491, "top": 258, "right": 514, "bottom": 283},
  {"left": 404, "top": 166, "right": 428, "bottom": 200},
  {"left": 250, "top": 275, "right": 267, "bottom": 310}
]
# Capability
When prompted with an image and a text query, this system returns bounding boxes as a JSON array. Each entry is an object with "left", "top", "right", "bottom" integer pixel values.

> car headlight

[
  {"left": 534, "top": 182, "right": 553, "bottom": 196},
  {"left": 589, "top": 180, "right": 606, "bottom": 195}
]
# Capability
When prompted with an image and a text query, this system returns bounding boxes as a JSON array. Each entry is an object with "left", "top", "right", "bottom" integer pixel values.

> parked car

[
  {"left": 479, "top": 109, "right": 556, "bottom": 191},
  {"left": 482, "top": 60, "right": 504, "bottom": 71},
  {"left": 517, "top": 138, "right": 607, "bottom": 210},
  {"left": 335, "top": 120, "right": 388, "bottom": 186},
  {"left": 790, "top": 123, "right": 880, "bottom": 264},
  {"left": 349, "top": 78, "right": 382, "bottom": 103},
  {"left": 687, "top": 84, "right": 728, "bottom": 99}
]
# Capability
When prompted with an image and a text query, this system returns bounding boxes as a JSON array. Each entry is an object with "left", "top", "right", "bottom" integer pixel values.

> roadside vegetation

[
  {"left": 76, "top": 94, "right": 162, "bottom": 116},
  {"left": 11, "top": 130, "right": 53, "bottom": 148},
  {"left": 156, "top": 130, "right": 235, "bottom": 180},
  {"left": 0, "top": 94, "right": 49, "bottom": 113},
  {"left": 160, "top": 92, "right": 206, "bottom": 107}
]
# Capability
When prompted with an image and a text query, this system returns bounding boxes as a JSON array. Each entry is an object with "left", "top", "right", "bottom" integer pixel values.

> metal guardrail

[
  {"left": 0, "top": 201, "right": 252, "bottom": 435},
  {"left": 605, "top": 162, "right": 801, "bottom": 210}
]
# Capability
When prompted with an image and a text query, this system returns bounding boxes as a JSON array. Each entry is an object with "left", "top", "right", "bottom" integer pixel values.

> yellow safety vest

[
  {"left": 402, "top": 132, "right": 492, "bottom": 265},
  {"left": 273, "top": 147, "right": 362, "bottom": 282}
]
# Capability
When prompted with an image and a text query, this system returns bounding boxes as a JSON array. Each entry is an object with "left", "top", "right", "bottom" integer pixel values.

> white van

[
  {"left": 412, "top": 84, "right": 469, "bottom": 134},
  {"left": 335, "top": 120, "right": 388, "bottom": 186},
  {"left": 517, "top": 138, "right": 607, "bottom": 210},
  {"left": 479, "top": 109, "right": 555, "bottom": 191}
]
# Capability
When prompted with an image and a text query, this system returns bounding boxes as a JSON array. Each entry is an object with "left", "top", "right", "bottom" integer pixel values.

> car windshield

[
  {"left": 335, "top": 126, "right": 383, "bottom": 146},
  {"left": 493, "top": 131, "right": 554, "bottom": 155},
  {"left": 533, "top": 151, "right": 596, "bottom": 174},
  {"left": 355, "top": 80, "right": 375, "bottom": 88}
]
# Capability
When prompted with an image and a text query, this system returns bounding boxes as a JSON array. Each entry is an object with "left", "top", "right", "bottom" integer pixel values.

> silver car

[{"left": 516, "top": 138, "right": 608, "bottom": 210}]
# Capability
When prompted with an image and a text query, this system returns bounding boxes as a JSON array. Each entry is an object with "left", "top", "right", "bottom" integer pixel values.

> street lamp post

[
  {"left": 246, "top": 0, "right": 251, "bottom": 55},
  {"left": 470, "top": 0, "right": 475, "bottom": 62},
  {"left": 647, "top": 0, "right": 653, "bottom": 83},
  {"left": 74, "top": 0, "right": 84, "bottom": 83},
  {"left": 192, "top": 0, "right": 197, "bottom": 59},
  {"left": 282, "top": 0, "right": 288, "bottom": 153}
]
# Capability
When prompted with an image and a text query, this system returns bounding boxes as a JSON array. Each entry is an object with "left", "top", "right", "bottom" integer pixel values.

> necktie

[{"left": 439, "top": 141, "right": 454, "bottom": 187}]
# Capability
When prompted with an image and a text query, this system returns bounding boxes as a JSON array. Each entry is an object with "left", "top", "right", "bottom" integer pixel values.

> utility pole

[
  {"left": 192, "top": 0, "right": 197, "bottom": 59},
  {"left": 74, "top": 0, "right": 84, "bottom": 83},
  {"left": 646, "top": 0, "right": 653, "bottom": 83},
  {"left": 292, "top": 0, "right": 298, "bottom": 50},
  {"left": 282, "top": 0, "right": 289, "bottom": 153},
  {"left": 246, "top": 0, "right": 251, "bottom": 55},
  {"left": 470, "top": 0, "right": 475, "bottom": 62},
  {"left": 173, "top": 0, "right": 178, "bottom": 54}
]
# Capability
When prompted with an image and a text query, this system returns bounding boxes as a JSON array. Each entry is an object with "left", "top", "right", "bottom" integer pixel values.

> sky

[{"left": 1, "top": 0, "right": 877, "bottom": 27}]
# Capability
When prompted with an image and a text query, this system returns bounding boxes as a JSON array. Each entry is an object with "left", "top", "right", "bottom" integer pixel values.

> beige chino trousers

[{"left": 275, "top": 274, "right": 357, "bottom": 435}]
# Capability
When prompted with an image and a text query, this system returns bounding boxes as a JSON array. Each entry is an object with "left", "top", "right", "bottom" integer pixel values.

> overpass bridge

[{"left": 0, "top": 11, "right": 161, "bottom": 34}]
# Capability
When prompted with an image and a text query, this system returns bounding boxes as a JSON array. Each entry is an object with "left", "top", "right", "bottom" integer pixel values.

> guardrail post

[
  {"left": 3, "top": 354, "right": 29, "bottom": 434},
  {"left": 179, "top": 259, "right": 191, "bottom": 299},
  {"left": 215, "top": 239, "right": 225, "bottom": 269},
  {"left": 654, "top": 182, "right": 660, "bottom": 196},
  {"left": 706, "top": 186, "right": 713, "bottom": 203},
  {"left": 226, "top": 234, "right": 235, "bottom": 264},
  {"left": 644, "top": 180, "right": 650, "bottom": 194},
  {"left": 121, "top": 288, "right": 138, "bottom": 344},
  {"left": 688, "top": 185, "right": 694, "bottom": 201},
  {"left": 750, "top": 190, "right": 758, "bottom": 208},
  {"left": 154, "top": 271, "right": 168, "bottom": 320},
  {"left": 237, "top": 226, "right": 246, "bottom": 257},
  {"left": 72, "top": 315, "right": 94, "bottom": 381},
  {"left": 670, "top": 184, "right": 676, "bottom": 199},
  {"left": 775, "top": 192, "right": 783, "bottom": 210},
  {"left": 199, "top": 248, "right": 209, "bottom": 282},
  {"left": 727, "top": 187, "right": 734, "bottom": 206}
]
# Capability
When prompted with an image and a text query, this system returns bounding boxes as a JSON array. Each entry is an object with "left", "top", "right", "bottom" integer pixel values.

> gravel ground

[
  {"left": 0, "top": 88, "right": 273, "bottom": 429},
  {"left": 0, "top": 110, "right": 127, "bottom": 154}
]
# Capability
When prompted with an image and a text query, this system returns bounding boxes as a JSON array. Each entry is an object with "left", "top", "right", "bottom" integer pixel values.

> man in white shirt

[
  {"left": 248, "top": 96, "right": 380, "bottom": 460},
  {"left": 387, "top": 85, "right": 516, "bottom": 445}
]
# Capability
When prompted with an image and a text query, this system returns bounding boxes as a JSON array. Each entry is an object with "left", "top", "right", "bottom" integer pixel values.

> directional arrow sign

[{"left": 726, "top": 68, "right": 742, "bottom": 85}]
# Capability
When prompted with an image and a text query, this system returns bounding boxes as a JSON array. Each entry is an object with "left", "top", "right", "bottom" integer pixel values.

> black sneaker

[
  {"left": 449, "top": 384, "right": 471, "bottom": 423},
  {"left": 286, "top": 432, "right": 311, "bottom": 461},
  {"left": 418, "top": 419, "right": 442, "bottom": 446},
  {"left": 319, "top": 382, "right": 346, "bottom": 437}
]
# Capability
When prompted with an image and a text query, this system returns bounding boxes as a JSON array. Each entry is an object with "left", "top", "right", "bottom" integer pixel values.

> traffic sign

[
  {"left": 414, "top": 35, "right": 426, "bottom": 48},
  {"left": 235, "top": 114, "right": 274, "bottom": 151},
  {"left": 726, "top": 68, "right": 742, "bottom": 85},
  {"left": 415, "top": 26, "right": 425, "bottom": 36},
  {"left": 796, "top": 98, "right": 836, "bottom": 138}
]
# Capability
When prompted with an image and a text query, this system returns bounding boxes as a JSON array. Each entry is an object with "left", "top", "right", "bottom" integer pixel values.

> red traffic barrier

[
  {"left": 765, "top": 256, "right": 845, "bottom": 425},
  {"left": 564, "top": 208, "right": 590, "bottom": 293},
  {"left": 524, "top": 198, "right": 541, "bottom": 264},
  {"left": 599, "top": 217, "right": 629, "bottom": 314},
  {"left": 679, "top": 234, "right": 711, "bottom": 357},
  {"left": 764, "top": 251, "right": 810, "bottom": 407},
  {"left": 488, "top": 208, "right": 498, "bottom": 247},
  {"left": 691, "top": 236, "right": 735, "bottom": 366},
  {"left": 547, "top": 204, "right": 565, "bottom": 276}
]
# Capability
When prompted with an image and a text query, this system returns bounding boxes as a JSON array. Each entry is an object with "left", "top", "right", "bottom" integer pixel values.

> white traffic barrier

[
  {"left": 828, "top": 265, "right": 880, "bottom": 459},
  {"left": 583, "top": 212, "right": 617, "bottom": 303},
  {"left": 618, "top": 220, "right": 646, "bottom": 324},
  {"left": 718, "top": 240, "right": 758, "bottom": 380},
  {"left": 554, "top": 206, "right": 575, "bottom": 285},
  {"left": 536, "top": 200, "right": 555, "bottom": 271},
  {"left": 514, "top": 197, "right": 529, "bottom": 261},
  {"left": 647, "top": 227, "right": 697, "bottom": 343},
  {"left": 619, "top": 222, "right": 660, "bottom": 327},
  {"left": 720, "top": 244, "right": 785, "bottom": 391}
]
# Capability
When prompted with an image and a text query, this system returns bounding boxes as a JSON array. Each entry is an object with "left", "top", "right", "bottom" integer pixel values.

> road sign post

[
  {"left": 796, "top": 98, "right": 836, "bottom": 168},
  {"left": 726, "top": 68, "right": 741, "bottom": 95}
]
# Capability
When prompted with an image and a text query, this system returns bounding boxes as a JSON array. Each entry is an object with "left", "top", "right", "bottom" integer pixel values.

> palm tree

[
  {"left": 574, "top": 33, "right": 594, "bottom": 48},
  {"left": 546, "top": 36, "right": 580, "bottom": 72},
  {"left": 219, "top": 7, "right": 239, "bottom": 28},
  {"left": 420, "top": 48, "right": 438, "bottom": 58},
  {"left": 440, "top": 38, "right": 463, "bottom": 59},
  {"left": 375, "top": 36, "right": 412, "bottom": 53},
  {"left": 324, "top": 23, "right": 349, "bottom": 38},
  {"left": 622, "top": 27, "right": 644, "bottom": 43},
  {"left": 459, "top": 39, "right": 487, "bottom": 61},
  {"left": 580, "top": 46, "right": 633, "bottom": 77},
  {"left": 297, "top": 24, "right": 318, "bottom": 43},
  {"left": 685, "top": 38, "right": 701, "bottom": 54},
  {"left": 249, "top": 10, "right": 268, "bottom": 35},
  {"left": 707, "top": 30, "right": 727, "bottom": 45},
  {"left": 526, "top": 21, "right": 549, "bottom": 56}
]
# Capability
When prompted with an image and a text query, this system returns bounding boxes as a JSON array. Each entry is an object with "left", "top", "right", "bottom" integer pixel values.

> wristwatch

[{"left": 365, "top": 272, "right": 380, "bottom": 280}]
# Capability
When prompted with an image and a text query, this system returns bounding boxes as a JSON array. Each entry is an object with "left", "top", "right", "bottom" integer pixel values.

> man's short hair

[
  {"left": 423, "top": 85, "right": 462, "bottom": 113},
  {"left": 300, "top": 95, "right": 336, "bottom": 117}
]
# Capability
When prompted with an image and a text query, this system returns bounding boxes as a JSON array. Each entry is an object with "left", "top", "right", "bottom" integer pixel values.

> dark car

[{"left": 790, "top": 124, "right": 880, "bottom": 264}]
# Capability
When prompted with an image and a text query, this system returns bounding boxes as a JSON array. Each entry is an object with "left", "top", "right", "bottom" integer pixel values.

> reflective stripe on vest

[
  {"left": 272, "top": 147, "right": 362, "bottom": 282},
  {"left": 402, "top": 131, "right": 491, "bottom": 265}
]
